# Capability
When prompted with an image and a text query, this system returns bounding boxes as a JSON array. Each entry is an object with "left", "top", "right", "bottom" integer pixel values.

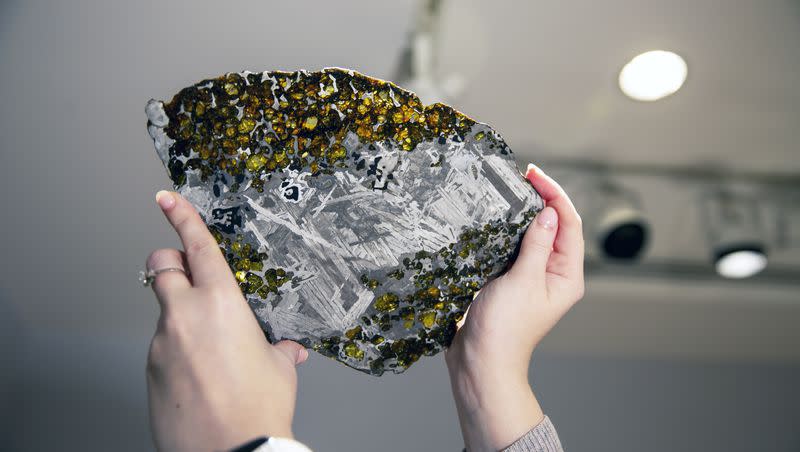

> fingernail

[
  {"left": 536, "top": 206, "right": 557, "bottom": 229},
  {"left": 298, "top": 348, "right": 309, "bottom": 364},
  {"left": 526, "top": 163, "right": 540, "bottom": 177},
  {"left": 155, "top": 190, "right": 175, "bottom": 210}
]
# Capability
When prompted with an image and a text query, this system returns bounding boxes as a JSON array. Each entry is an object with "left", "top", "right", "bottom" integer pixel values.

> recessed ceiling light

[{"left": 618, "top": 50, "right": 687, "bottom": 101}]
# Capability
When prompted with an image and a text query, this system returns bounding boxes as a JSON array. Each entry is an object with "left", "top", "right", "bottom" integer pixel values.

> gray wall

[
  {"left": 3, "top": 326, "right": 799, "bottom": 451},
  {"left": 1, "top": 1, "right": 798, "bottom": 451}
]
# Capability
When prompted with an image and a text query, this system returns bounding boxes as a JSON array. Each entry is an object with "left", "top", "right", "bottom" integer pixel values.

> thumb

[
  {"left": 273, "top": 340, "right": 309, "bottom": 366},
  {"left": 507, "top": 206, "right": 558, "bottom": 283}
]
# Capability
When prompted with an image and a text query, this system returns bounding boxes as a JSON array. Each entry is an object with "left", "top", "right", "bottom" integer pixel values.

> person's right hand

[
  {"left": 145, "top": 190, "right": 308, "bottom": 452},
  {"left": 445, "top": 164, "right": 585, "bottom": 451}
]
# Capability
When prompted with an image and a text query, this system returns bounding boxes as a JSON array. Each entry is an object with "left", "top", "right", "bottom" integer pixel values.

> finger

[
  {"left": 525, "top": 164, "right": 584, "bottom": 282},
  {"left": 506, "top": 206, "right": 558, "bottom": 284},
  {"left": 146, "top": 248, "right": 191, "bottom": 301},
  {"left": 156, "top": 190, "right": 234, "bottom": 288},
  {"left": 273, "top": 340, "right": 309, "bottom": 366}
]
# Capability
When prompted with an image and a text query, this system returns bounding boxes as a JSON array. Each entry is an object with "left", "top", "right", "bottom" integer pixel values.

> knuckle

[
  {"left": 146, "top": 336, "right": 165, "bottom": 376},
  {"left": 208, "top": 286, "right": 228, "bottom": 300},
  {"left": 529, "top": 239, "right": 553, "bottom": 254},
  {"left": 146, "top": 248, "right": 174, "bottom": 269},
  {"left": 172, "top": 210, "right": 192, "bottom": 231},
  {"left": 186, "top": 237, "right": 216, "bottom": 257},
  {"left": 158, "top": 312, "right": 185, "bottom": 339},
  {"left": 206, "top": 286, "right": 233, "bottom": 307}
]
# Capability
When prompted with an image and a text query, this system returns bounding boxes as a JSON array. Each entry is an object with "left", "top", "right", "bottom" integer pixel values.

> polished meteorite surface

[{"left": 145, "top": 68, "right": 543, "bottom": 375}]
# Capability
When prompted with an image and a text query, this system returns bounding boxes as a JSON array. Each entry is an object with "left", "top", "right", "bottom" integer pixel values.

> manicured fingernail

[
  {"left": 536, "top": 206, "right": 557, "bottom": 229},
  {"left": 526, "top": 163, "right": 539, "bottom": 177},
  {"left": 156, "top": 190, "right": 175, "bottom": 210}
]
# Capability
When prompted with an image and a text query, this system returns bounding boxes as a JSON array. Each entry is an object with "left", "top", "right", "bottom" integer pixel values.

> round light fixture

[
  {"left": 619, "top": 50, "right": 687, "bottom": 101},
  {"left": 714, "top": 246, "right": 768, "bottom": 279},
  {"left": 704, "top": 191, "right": 768, "bottom": 279},
  {"left": 597, "top": 206, "right": 650, "bottom": 260},
  {"left": 589, "top": 182, "right": 650, "bottom": 261}
]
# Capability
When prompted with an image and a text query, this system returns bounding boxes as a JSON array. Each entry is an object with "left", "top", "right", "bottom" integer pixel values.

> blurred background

[{"left": 1, "top": 0, "right": 799, "bottom": 450}]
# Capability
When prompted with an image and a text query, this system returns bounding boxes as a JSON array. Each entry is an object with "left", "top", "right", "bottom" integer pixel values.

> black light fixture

[{"left": 591, "top": 182, "right": 650, "bottom": 260}]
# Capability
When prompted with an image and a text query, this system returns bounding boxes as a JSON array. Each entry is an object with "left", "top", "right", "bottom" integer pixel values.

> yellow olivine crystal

[
  {"left": 374, "top": 293, "right": 399, "bottom": 312},
  {"left": 160, "top": 68, "right": 476, "bottom": 192}
]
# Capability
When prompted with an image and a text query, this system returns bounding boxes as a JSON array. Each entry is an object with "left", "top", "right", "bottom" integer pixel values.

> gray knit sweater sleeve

[{"left": 501, "top": 416, "right": 563, "bottom": 452}]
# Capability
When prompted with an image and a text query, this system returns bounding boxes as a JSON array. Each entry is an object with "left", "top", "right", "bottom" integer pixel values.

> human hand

[
  {"left": 145, "top": 190, "right": 308, "bottom": 452},
  {"left": 445, "top": 164, "right": 585, "bottom": 451}
]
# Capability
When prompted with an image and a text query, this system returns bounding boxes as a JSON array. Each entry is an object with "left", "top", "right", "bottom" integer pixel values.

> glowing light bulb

[
  {"left": 715, "top": 249, "right": 768, "bottom": 279},
  {"left": 619, "top": 50, "right": 687, "bottom": 101}
]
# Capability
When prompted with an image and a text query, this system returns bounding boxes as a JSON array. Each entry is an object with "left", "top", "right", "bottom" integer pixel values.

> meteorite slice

[{"left": 145, "top": 68, "right": 543, "bottom": 375}]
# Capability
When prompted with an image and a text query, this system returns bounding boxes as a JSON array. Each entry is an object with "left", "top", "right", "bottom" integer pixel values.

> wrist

[
  {"left": 445, "top": 347, "right": 543, "bottom": 451},
  {"left": 444, "top": 339, "right": 531, "bottom": 392}
]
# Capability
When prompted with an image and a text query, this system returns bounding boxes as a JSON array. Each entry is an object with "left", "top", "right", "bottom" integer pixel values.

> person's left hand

[
  {"left": 444, "top": 165, "right": 585, "bottom": 451},
  {"left": 145, "top": 190, "right": 308, "bottom": 452}
]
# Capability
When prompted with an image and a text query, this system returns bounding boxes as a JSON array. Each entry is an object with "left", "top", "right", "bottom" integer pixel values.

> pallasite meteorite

[{"left": 145, "top": 68, "right": 543, "bottom": 375}]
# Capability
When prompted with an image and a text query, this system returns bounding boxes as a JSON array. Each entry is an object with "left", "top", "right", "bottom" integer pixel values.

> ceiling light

[
  {"left": 618, "top": 50, "right": 687, "bottom": 101},
  {"left": 591, "top": 182, "right": 650, "bottom": 260},
  {"left": 715, "top": 248, "right": 768, "bottom": 279},
  {"left": 704, "top": 191, "right": 768, "bottom": 279}
]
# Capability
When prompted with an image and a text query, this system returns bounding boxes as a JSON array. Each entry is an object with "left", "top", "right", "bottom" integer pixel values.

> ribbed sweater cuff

[{"left": 502, "top": 416, "right": 563, "bottom": 452}]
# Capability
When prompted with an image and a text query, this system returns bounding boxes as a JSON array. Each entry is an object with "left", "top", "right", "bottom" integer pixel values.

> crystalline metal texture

[{"left": 145, "top": 68, "right": 543, "bottom": 375}]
